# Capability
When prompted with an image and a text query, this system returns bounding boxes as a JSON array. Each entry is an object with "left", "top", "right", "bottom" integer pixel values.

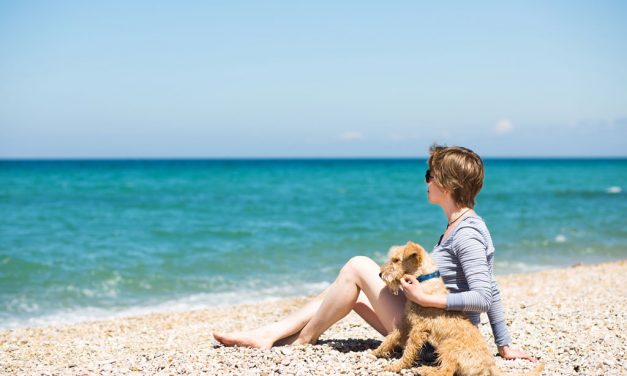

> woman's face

[{"left": 426, "top": 173, "right": 447, "bottom": 205}]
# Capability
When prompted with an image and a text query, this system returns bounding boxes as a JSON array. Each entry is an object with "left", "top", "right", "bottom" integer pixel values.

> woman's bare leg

[
  {"left": 213, "top": 289, "right": 328, "bottom": 349},
  {"left": 274, "top": 290, "right": 389, "bottom": 346},
  {"left": 213, "top": 256, "right": 404, "bottom": 348},
  {"left": 292, "top": 256, "right": 405, "bottom": 345},
  {"left": 353, "top": 290, "right": 389, "bottom": 336}
]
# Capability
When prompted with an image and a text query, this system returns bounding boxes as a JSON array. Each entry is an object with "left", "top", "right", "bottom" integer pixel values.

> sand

[{"left": 1, "top": 260, "right": 626, "bottom": 375}]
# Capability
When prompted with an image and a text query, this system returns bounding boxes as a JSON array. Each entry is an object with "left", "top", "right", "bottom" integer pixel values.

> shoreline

[
  {"left": 2, "top": 258, "right": 623, "bottom": 332},
  {"left": 2, "top": 260, "right": 626, "bottom": 375}
]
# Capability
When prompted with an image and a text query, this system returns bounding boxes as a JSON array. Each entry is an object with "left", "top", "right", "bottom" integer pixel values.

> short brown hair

[{"left": 427, "top": 144, "right": 484, "bottom": 208}]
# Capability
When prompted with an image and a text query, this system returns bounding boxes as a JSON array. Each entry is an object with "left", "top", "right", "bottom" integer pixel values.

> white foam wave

[
  {"left": 606, "top": 186, "right": 622, "bottom": 194},
  {"left": 494, "top": 261, "right": 550, "bottom": 274},
  {"left": 0, "top": 281, "right": 331, "bottom": 330}
]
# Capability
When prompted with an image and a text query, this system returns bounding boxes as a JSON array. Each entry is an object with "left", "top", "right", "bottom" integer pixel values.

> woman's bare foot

[{"left": 212, "top": 330, "right": 274, "bottom": 349}]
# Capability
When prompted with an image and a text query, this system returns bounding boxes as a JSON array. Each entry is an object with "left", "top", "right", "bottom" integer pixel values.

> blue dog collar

[{"left": 417, "top": 270, "right": 440, "bottom": 282}]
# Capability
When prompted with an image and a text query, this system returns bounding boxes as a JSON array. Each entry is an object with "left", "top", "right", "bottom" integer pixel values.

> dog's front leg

[
  {"left": 370, "top": 318, "right": 408, "bottom": 359},
  {"left": 369, "top": 326, "right": 403, "bottom": 359},
  {"left": 385, "top": 328, "right": 429, "bottom": 373}
]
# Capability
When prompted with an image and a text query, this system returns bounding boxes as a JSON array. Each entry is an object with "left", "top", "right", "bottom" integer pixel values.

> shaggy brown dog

[{"left": 370, "top": 241, "right": 544, "bottom": 375}]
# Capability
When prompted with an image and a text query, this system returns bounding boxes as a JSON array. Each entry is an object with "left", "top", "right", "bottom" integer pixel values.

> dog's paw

[
  {"left": 369, "top": 348, "right": 390, "bottom": 359},
  {"left": 384, "top": 361, "right": 406, "bottom": 373}
]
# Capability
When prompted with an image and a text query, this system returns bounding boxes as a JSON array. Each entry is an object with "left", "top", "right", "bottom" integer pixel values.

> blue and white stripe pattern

[{"left": 430, "top": 215, "right": 512, "bottom": 346}]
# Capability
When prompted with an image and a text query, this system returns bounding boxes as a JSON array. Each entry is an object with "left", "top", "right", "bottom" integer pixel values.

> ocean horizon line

[{"left": 1, "top": 155, "right": 626, "bottom": 162}]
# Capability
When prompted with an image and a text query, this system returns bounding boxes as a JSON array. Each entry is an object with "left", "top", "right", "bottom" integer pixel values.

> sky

[{"left": 1, "top": 1, "right": 626, "bottom": 158}]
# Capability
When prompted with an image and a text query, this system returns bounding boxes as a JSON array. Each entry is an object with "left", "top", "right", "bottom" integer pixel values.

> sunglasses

[{"left": 425, "top": 169, "right": 433, "bottom": 183}]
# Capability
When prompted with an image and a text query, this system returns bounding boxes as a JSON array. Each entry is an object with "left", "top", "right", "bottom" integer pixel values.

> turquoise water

[{"left": 1, "top": 159, "right": 626, "bottom": 328}]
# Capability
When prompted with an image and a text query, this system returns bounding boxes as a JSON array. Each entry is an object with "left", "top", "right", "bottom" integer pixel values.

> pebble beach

[{"left": 2, "top": 260, "right": 626, "bottom": 375}]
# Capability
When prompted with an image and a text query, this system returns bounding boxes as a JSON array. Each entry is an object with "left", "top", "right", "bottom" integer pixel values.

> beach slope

[{"left": 1, "top": 261, "right": 625, "bottom": 375}]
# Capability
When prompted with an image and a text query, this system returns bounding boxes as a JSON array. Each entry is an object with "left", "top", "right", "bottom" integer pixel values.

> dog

[{"left": 370, "top": 241, "right": 544, "bottom": 375}]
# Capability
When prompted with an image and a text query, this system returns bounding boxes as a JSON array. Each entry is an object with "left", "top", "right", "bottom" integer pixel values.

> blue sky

[{"left": 1, "top": 1, "right": 626, "bottom": 158}]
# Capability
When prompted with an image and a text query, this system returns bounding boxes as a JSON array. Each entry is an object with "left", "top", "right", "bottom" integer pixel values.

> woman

[{"left": 214, "top": 145, "right": 535, "bottom": 361}]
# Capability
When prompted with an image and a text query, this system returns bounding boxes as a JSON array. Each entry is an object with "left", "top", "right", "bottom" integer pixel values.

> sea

[{"left": 1, "top": 158, "right": 625, "bottom": 329}]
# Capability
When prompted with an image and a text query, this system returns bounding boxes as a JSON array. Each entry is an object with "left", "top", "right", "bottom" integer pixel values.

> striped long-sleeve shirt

[{"left": 430, "top": 215, "right": 512, "bottom": 346}]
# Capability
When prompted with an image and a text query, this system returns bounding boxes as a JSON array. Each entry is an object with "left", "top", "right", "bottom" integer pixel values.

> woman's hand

[
  {"left": 400, "top": 275, "right": 447, "bottom": 309},
  {"left": 497, "top": 345, "right": 537, "bottom": 362}
]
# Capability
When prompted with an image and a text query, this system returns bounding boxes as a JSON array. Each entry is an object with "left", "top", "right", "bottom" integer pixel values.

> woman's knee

[{"left": 339, "top": 256, "right": 378, "bottom": 280}]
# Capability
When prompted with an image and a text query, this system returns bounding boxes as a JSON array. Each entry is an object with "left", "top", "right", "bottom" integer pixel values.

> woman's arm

[
  {"left": 400, "top": 274, "right": 447, "bottom": 308},
  {"left": 486, "top": 278, "right": 512, "bottom": 346},
  {"left": 488, "top": 279, "right": 537, "bottom": 361}
]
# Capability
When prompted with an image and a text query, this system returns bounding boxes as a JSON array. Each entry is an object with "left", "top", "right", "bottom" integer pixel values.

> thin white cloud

[
  {"left": 338, "top": 131, "right": 365, "bottom": 141},
  {"left": 494, "top": 119, "right": 514, "bottom": 135}
]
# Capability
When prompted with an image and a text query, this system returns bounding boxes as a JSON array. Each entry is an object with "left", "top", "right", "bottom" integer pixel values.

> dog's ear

[
  {"left": 402, "top": 241, "right": 419, "bottom": 260},
  {"left": 403, "top": 241, "right": 424, "bottom": 262}
]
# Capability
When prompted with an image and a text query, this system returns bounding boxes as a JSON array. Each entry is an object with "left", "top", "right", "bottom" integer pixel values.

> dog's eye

[{"left": 391, "top": 258, "right": 399, "bottom": 263}]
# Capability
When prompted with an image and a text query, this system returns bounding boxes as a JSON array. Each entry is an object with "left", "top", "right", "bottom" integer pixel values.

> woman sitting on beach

[{"left": 214, "top": 145, "right": 535, "bottom": 361}]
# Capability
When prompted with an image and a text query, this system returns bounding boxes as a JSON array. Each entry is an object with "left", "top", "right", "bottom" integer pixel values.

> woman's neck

[{"left": 441, "top": 202, "right": 472, "bottom": 224}]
